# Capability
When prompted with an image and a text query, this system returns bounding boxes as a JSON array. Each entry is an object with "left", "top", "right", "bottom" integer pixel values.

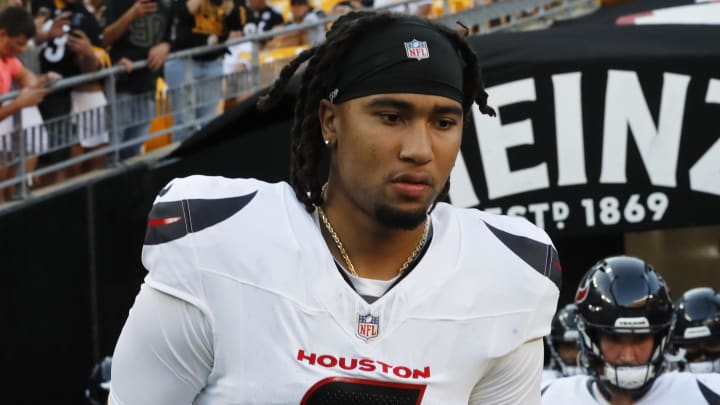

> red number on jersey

[{"left": 301, "top": 377, "right": 427, "bottom": 404}]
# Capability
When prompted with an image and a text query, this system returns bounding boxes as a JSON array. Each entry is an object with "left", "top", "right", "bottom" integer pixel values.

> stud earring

[{"left": 324, "top": 139, "right": 330, "bottom": 145}]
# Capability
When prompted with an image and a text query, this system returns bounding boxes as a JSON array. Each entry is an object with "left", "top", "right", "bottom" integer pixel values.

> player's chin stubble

[{"left": 375, "top": 204, "right": 429, "bottom": 230}]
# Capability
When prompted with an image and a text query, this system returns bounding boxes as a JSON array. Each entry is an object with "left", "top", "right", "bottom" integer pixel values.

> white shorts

[
  {"left": 0, "top": 105, "right": 49, "bottom": 155},
  {"left": 223, "top": 42, "right": 253, "bottom": 75},
  {"left": 71, "top": 90, "right": 109, "bottom": 148}
]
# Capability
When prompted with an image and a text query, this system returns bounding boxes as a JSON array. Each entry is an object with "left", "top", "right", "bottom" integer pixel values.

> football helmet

[
  {"left": 672, "top": 287, "right": 720, "bottom": 373},
  {"left": 546, "top": 303, "right": 583, "bottom": 376},
  {"left": 574, "top": 256, "right": 674, "bottom": 395}
]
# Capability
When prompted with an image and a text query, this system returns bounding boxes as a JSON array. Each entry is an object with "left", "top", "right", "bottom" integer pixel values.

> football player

[
  {"left": 672, "top": 287, "right": 720, "bottom": 373},
  {"left": 542, "top": 256, "right": 720, "bottom": 404},
  {"left": 543, "top": 303, "right": 583, "bottom": 382},
  {"left": 110, "top": 11, "right": 561, "bottom": 404}
]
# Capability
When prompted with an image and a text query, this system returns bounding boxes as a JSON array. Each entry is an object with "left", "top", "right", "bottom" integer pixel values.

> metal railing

[{"left": 0, "top": 0, "right": 597, "bottom": 203}]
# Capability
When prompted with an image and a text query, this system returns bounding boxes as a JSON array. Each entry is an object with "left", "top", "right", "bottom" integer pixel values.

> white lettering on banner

[
  {"left": 485, "top": 192, "right": 668, "bottom": 229},
  {"left": 486, "top": 201, "right": 573, "bottom": 229},
  {"left": 553, "top": 72, "right": 587, "bottom": 186},
  {"left": 449, "top": 70, "right": 720, "bottom": 231},
  {"left": 580, "top": 193, "right": 669, "bottom": 227},
  {"left": 600, "top": 71, "right": 689, "bottom": 187},
  {"left": 689, "top": 78, "right": 720, "bottom": 195},
  {"left": 552, "top": 202, "right": 570, "bottom": 230},
  {"left": 472, "top": 78, "right": 549, "bottom": 199},
  {"left": 528, "top": 203, "right": 550, "bottom": 229}
]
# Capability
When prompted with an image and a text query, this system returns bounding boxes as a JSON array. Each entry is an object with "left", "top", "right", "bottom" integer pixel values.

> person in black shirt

[
  {"left": 241, "top": 0, "right": 283, "bottom": 37},
  {"left": 36, "top": 0, "right": 106, "bottom": 184},
  {"left": 163, "top": 0, "right": 242, "bottom": 141},
  {"left": 223, "top": 0, "right": 283, "bottom": 81},
  {"left": 104, "top": 0, "right": 173, "bottom": 158},
  {"left": 35, "top": 0, "right": 103, "bottom": 76}
]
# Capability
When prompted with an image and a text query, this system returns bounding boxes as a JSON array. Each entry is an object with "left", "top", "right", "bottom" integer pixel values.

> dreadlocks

[{"left": 257, "top": 11, "right": 495, "bottom": 213}]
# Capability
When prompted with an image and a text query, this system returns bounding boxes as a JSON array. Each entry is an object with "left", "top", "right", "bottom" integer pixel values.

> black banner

[{"left": 450, "top": 24, "right": 720, "bottom": 236}]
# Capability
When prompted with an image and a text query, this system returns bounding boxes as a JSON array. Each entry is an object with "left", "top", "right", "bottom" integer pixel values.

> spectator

[
  {"left": 373, "top": 0, "right": 432, "bottom": 17},
  {"left": 0, "top": 6, "right": 57, "bottom": 201},
  {"left": 329, "top": 0, "right": 366, "bottom": 16},
  {"left": 222, "top": 0, "right": 283, "bottom": 80},
  {"left": 163, "top": 0, "right": 242, "bottom": 142},
  {"left": 0, "top": 7, "right": 49, "bottom": 122},
  {"left": 85, "top": 0, "right": 107, "bottom": 27},
  {"left": 266, "top": 0, "right": 325, "bottom": 49},
  {"left": 31, "top": 0, "right": 67, "bottom": 44},
  {"left": 289, "top": 0, "right": 325, "bottom": 45},
  {"left": 240, "top": 0, "right": 284, "bottom": 38},
  {"left": 35, "top": 0, "right": 107, "bottom": 184},
  {"left": 103, "top": 0, "right": 172, "bottom": 158}
]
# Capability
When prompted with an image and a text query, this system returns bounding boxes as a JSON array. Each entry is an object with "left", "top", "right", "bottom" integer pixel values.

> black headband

[{"left": 328, "top": 21, "right": 464, "bottom": 104}]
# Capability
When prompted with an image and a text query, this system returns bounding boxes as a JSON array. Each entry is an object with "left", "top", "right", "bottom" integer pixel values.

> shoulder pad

[{"left": 144, "top": 176, "right": 260, "bottom": 245}]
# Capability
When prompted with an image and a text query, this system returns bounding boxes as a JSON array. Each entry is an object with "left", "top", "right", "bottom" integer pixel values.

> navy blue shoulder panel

[
  {"left": 698, "top": 379, "right": 720, "bottom": 405},
  {"left": 484, "top": 222, "right": 562, "bottom": 290},
  {"left": 144, "top": 191, "right": 257, "bottom": 245}
]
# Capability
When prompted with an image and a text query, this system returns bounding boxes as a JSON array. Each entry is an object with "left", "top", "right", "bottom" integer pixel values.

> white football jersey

[
  {"left": 541, "top": 372, "right": 720, "bottom": 404},
  {"left": 137, "top": 176, "right": 561, "bottom": 404}
]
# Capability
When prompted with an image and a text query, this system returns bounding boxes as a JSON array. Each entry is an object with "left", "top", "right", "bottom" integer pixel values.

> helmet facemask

[
  {"left": 577, "top": 320, "right": 672, "bottom": 394},
  {"left": 687, "top": 358, "right": 720, "bottom": 373},
  {"left": 682, "top": 340, "right": 720, "bottom": 372}
]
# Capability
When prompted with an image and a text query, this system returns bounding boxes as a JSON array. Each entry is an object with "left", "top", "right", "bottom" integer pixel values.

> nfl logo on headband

[{"left": 404, "top": 39, "right": 429, "bottom": 61}]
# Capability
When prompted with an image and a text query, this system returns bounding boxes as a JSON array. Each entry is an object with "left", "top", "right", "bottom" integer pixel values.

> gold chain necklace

[{"left": 317, "top": 205, "right": 430, "bottom": 278}]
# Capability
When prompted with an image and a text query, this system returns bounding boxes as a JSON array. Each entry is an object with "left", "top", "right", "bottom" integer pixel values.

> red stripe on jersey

[{"left": 148, "top": 217, "right": 182, "bottom": 227}]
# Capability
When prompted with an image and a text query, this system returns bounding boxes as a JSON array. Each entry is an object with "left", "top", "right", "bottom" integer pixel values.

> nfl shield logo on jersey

[
  {"left": 404, "top": 39, "right": 429, "bottom": 60},
  {"left": 357, "top": 313, "right": 380, "bottom": 341}
]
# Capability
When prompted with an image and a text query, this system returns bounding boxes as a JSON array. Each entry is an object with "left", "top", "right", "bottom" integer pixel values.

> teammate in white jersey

[
  {"left": 541, "top": 256, "right": 720, "bottom": 404},
  {"left": 543, "top": 303, "right": 583, "bottom": 382},
  {"left": 109, "top": 11, "right": 561, "bottom": 404},
  {"left": 671, "top": 287, "right": 720, "bottom": 373}
]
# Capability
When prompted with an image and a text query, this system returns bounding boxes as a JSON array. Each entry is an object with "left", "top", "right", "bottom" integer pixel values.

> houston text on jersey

[{"left": 297, "top": 350, "right": 431, "bottom": 380}]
